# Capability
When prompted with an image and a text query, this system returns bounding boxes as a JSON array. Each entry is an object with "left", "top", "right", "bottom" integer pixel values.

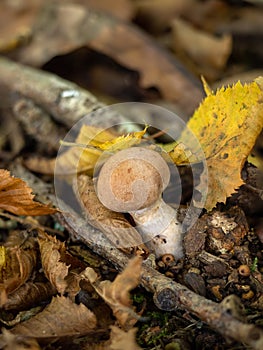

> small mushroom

[{"left": 96, "top": 147, "right": 184, "bottom": 259}]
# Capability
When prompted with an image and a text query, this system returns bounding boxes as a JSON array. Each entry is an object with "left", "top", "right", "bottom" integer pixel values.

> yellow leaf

[
  {"left": 56, "top": 126, "right": 147, "bottom": 175},
  {"left": 165, "top": 141, "right": 200, "bottom": 165},
  {"left": 176, "top": 80, "right": 263, "bottom": 211},
  {"left": 76, "top": 125, "right": 115, "bottom": 173},
  {"left": 0, "top": 246, "right": 6, "bottom": 271},
  {"left": 98, "top": 126, "right": 147, "bottom": 152},
  {"left": 56, "top": 125, "right": 115, "bottom": 175},
  {"left": 201, "top": 76, "right": 213, "bottom": 96}
]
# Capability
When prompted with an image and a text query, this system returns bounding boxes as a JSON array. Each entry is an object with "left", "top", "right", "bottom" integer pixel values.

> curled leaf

[
  {"left": 56, "top": 125, "right": 147, "bottom": 177},
  {"left": 97, "top": 126, "right": 147, "bottom": 152},
  {"left": 73, "top": 174, "right": 147, "bottom": 254},
  {"left": 38, "top": 232, "right": 69, "bottom": 294},
  {"left": 83, "top": 256, "right": 142, "bottom": 329},
  {"left": 0, "top": 232, "right": 37, "bottom": 306},
  {"left": 2, "top": 281, "right": 57, "bottom": 311}
]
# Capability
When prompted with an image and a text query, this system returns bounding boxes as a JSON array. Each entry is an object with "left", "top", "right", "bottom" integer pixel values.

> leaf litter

[{"left": 0, "top": 1, "right": 263, "bottom": 349}]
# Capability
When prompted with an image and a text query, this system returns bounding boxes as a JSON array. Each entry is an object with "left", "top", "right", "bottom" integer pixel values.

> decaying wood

[
  {"left": 10, "top": 162, "right": 263, "bottom": 350},
  {"left": 0, "top": 56, "right": 132, "bottom": 128}
]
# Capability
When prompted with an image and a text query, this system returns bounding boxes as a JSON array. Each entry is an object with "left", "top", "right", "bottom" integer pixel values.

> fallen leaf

[
  {"left": 9, "top": 296, "right": 97, "bottom": 340},
  {"left": 0, "top": 232, "right": 37, "bottom": 306},
  {"left": 168, "top": 79, "right": 263, "bottom": 210},
  {"left": 134, "top": 0, "right": 195, "bottom": 33},
  {"left": 23, "top": 157, "right": 56, "bottom": 175},
  {"left": 82, "top": 256, "right": 142, "bottom": 329},
  {"left": 55, "top": 125, "right": 146, "bottom": 176},
  {"left": 0, "top": 169, "right": 57, "bottom": 215},
  {"left": 75, "top": 0, "right": 135, "bottom": 21},
  {"left": 98, "top": 127, "right": 147, "bottom": 152},
  {"left": 73, "top": 174, "right": 147, "bottom": 254},
  {"left": 2, "top": 281, "right": 57, "bottom": 311},
  {"left": 110, "top": 326, "right": 142, "bottom": 350},
  {"left": 0, "top": 0, "right": 42, "bottom": 53},
  {"left": 1, "top": 329, "right": 41, "bottom": 350},
  {"left": 54, "top": 125, "right": 115, "bottom": 176},
  {"left": 38, "top": 232, "right": 69, "bottom": 294},
  {"left": 171, "top": 18, "right": 232, "bottom": 80},
  {"left": 87, "top": 326, "right": 142, "bottom": 350}
]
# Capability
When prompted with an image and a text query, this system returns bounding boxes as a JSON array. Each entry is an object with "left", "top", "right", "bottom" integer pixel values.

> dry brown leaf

[
  {"left": 74, "top": 0, "right": 134, "bottom": 21},
  {"left": 87, "top": 326, "right": 142, "bottom": 350},
  {"left": 74, "top": 174, "right": 147, "bottom": 254},
  {"left": 110, "top": 326, "right": 142, "bottom": 350},
  {"left": 0, "top": 169, "right": 57, "bottom": 215},
  {"left": 38, "top": 232, "right": 69, "bottom": 294},
  {"left": 83, "top": 256, "right": 142, "bottom": 329},
  {"left": 0, "top": 0, "right": 42, "bottom": 53},
  {"left": 0, "top": 232, "right": 37, "bottom": 306},
  {"left": 1, "top": 329, "right": 41, "bottom": 350},
  {"left": 23, "top": 157, "right": 56, "bottom": 175},
  {"left": 171, "top": 18, "right": 232, "bottom": 79},
  {"left": 2, "top": 281, "right": 57, "bottom": 311},
  {"left": 10, "top": 296, "right": 97, "bottom": 340},
  {"left": 135, "top": 0, "right": 196, "bottom": 33}
]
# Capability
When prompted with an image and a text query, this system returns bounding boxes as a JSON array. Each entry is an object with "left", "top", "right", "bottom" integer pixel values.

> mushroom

[{"left": 96, "top": 147, "right": 184, "bottom": 259}]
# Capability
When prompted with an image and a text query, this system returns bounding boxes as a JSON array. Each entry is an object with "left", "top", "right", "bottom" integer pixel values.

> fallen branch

[
  {"left": 11, "top": 162, "right": 263, "bottom": 350},
  {"left": 0, "top": 56, "right": 131, "bottom": 128}
]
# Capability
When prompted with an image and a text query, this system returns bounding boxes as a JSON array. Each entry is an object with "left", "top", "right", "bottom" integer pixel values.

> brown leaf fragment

[
  {"left": 83, "top": 256, "right": 142, "bottom": 329},
  {"left": 135, "top": 0, "right": 196, "bottom": 33},
  {"left": 10, "top": 296, "right": 97, "bottom": 340},
  {"left": 0, "top": 169, "right": 57, "bottom": 215},
  {"left": 184, "top": 272, "right": 206, "bottom": 297},
  {"left": 110, "top": 326, "right": 142, "bottom": 350},
  {"left": 38, "top": 232, "right": 69, "bottom": 294},
  {"left": 183, "top": 215, "right": 208, "bottom": 258},
  {"left": 75, "top": 0, "right": 135, "bottom": 21},
  {"left": 171, "top": 18, "right": 232, "bottom": 79},
  {"left": 0, "top": 1, "right": 42, "bottom": 54},
  {"left": 1, "top": 329, "right": 41, "bottom": 350},
  {"left": 74, "top": 175, "right": 147, "bottom": 254},
  {"left": 0, "top": 232, "right": 37, "bottom": 306},
  {"left": 2, "top": 281, "right": 57, "bottom": 311},
  {"left": 23, "top": 157, "right": 56, "bottom": 175}
]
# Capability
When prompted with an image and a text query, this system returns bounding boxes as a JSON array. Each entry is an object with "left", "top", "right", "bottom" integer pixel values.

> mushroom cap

[{"left": 96, "top": 147, "right": 170, "bottom": 212}]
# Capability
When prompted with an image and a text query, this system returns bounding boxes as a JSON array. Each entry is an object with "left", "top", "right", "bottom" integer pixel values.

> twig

[
  {"left": 0, "top": 56, "right": 133, "bottom": 128},
  {"left": 10, "top": 162, "right": 263, "bottom": 350},
  {"left": 0, "top": 212, "right": 65, "bottom": 237}
]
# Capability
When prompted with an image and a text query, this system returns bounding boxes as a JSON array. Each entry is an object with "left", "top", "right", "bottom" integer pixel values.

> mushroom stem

[{"left": 130, "top": 197, "right": 183, "bottom": 259}]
